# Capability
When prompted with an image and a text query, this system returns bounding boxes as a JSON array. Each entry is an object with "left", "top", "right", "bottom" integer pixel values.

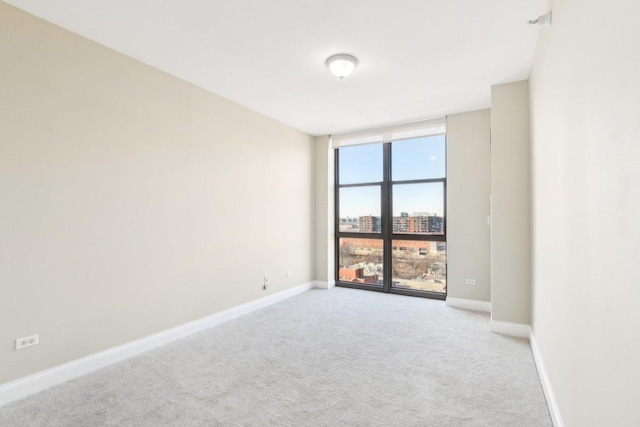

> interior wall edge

[
  {"left": 530, "top": 331, "right": 565, "bottom": 427},
  {"left": 489, "top": 319, "right": 531, "bottom": 338},
  {"left": 445, "top": 297, "right": 491, "bottom": 313}
]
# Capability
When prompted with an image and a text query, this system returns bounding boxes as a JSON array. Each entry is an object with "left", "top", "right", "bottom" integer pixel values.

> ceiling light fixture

[{"left": 326, "top": 54, "right": 358, "bottom": 79}]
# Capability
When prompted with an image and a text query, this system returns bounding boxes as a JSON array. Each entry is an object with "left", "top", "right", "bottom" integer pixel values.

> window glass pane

[
  {"left": 339, "top": 186, "right": 381, "bottom": 233},
  {"left": 339, "top": 144, "right": 383, "bottom": 184},
  {"left": 392, "top": 135, "right": 445, "bottom": 181},
  {"left": 391, "top": 241, "right": 446, "bottom": 293},
  {"left": 339, "top": 238, "right": 384, "bottom": 287},
  {"left": 392, "top": 183, "right": 444, "bottom": 235}
]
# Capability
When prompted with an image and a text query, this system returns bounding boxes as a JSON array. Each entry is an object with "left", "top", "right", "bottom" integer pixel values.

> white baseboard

[
  {"left": 489, "top": 319, "right": 531, "bottom": 338},
  {"left": 312, "top": 280, "right": 335, "bottom": 289},
  {"left": 446, "top": 297, "right": 492, "bottom": 313},
  {"left": 0, "top": 281, "right": 314, "bottom": 407},
  {"left": 530, "top": 332, "right": 564, "bottom": 427}
]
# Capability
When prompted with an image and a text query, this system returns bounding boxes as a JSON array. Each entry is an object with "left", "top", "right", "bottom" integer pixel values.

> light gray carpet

[{"left": 0, "top": 288, "right": 551, "bottom": 426}]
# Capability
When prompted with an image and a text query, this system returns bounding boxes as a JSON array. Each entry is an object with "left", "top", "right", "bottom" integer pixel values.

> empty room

[{"left": 1, "top": 0, "right": 638, "bottom": 426}]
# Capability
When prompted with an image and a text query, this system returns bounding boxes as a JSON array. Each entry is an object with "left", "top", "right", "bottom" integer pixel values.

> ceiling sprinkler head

[{"left": 529, "top": 11, "right": 552, "bottom": 27}]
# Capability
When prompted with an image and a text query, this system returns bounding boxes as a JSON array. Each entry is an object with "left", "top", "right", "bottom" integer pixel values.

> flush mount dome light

[{"left": 326, "top": 54, "right": 358, "bottom": 79}]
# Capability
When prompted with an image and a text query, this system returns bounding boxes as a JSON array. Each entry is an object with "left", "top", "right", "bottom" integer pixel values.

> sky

[{"left": 338, "top": 136, "right": 445, "bottom": 218}]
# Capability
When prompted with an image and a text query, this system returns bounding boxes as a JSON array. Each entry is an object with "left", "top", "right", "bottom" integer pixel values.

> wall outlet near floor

[
  {"left": 465, "top": 279, "right": 477, "bottom": 285},
  {"left": 263, "top": 275, "right": 269, "bottom": 290},
  {"left": 286, "top": 271, "right": 292, "bottom": 277},
  {"left": 16, "top": 334, "right": 39, "bottom": 350}
]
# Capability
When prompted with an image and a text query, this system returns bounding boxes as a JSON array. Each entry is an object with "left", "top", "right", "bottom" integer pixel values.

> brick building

[
  {"left": 392, "top": 212, "right": 444, "bottom": 234},
  {"left": 340, "top": 237, "right": 444, "bottom": 254}
]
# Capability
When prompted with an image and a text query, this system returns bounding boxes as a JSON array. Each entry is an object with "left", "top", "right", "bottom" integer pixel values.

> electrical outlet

[
  {"left": 16, "top": 334, "right": 39, "bottom": 350},
  {"left": 465, "top": 279, "right": 477, "bottom": 285},
  {"left": 263, "top": 275, "right": 269, "bottom": 290},
  {"left": 286, "top": 271, "right": 292, "bottom": 277}
]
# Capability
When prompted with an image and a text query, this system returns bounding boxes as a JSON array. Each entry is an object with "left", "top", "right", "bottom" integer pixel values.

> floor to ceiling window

[{"left": 334, "top": 119, "right": 446, "bottom": 299}]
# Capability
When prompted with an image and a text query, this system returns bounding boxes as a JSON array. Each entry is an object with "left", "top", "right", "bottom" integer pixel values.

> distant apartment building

[
  {"left": 428, "top": 215, "right": 444, "bottom": 233},
  {"left": 392, "top": 212, "right": 444, "bottom": 234},
  {"left": 339, "top": 213, "right": 443, "bottom": 234},
  {"left": 393, "top": 213, "right": 411, "bottom": 233},
  {"left": 339, "top": 217, "right": 359, "bottom": 232},
  {"left": 358, "top": 215, "right": 381, "bottom": 232}
]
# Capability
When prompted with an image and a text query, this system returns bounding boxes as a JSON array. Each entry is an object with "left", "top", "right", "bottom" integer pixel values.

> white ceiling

[{"left": 6, "top": 0, "right": 546, "bottom": 136}]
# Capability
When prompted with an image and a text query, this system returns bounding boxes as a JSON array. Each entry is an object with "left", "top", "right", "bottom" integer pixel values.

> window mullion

[{"left": 382, "top": 143, "right": 392, "bottom": 292}]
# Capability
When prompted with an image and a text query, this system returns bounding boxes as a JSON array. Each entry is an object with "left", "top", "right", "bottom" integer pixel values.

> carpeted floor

[{"left": 0, "top": 288, "right": 551, "bottom": 426}]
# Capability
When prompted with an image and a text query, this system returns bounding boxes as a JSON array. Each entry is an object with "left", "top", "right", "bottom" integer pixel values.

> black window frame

[{"left": 334, "top": 137, "right": 447, "bottom": 300}]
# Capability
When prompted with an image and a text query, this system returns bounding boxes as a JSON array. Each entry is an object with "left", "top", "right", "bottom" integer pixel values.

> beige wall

[
  {"left": 529, "top": 0, "right": 640, "bottom": 425},
  {"left": 0, "top": 3, "right": 314, "bottom": 384},
  {"left": 313, "top": 136, "right": 335, "bottom": 284},
  {"left": 446, "top": 110, "right": 492, "bottom": 302},
  {"left": 489, "top": 81, "right": 531, "bottom": 326}
]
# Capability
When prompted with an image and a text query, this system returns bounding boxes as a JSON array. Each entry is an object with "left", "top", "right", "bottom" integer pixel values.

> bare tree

[{"left": 339, "top": 243, "right": 356, "bottom": 266}]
